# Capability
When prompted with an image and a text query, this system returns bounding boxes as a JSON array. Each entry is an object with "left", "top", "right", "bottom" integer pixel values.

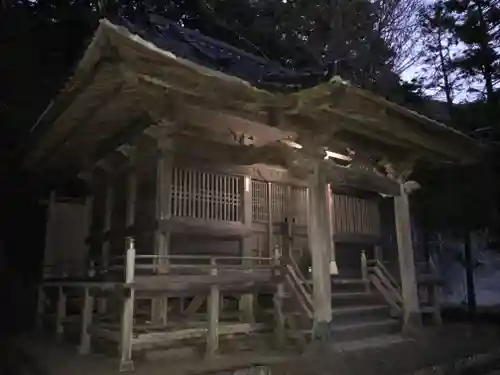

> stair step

[
  {"left": 333, "top": 334, "right": 409, "bottom": 353},
  {"left": 331, "top": 278, "right": 370, "bottom": 293},
  {"left": 420, "top": 305, "right": 438, "bottom": 313},
  {"left": 330, "top": 319, "right": 400, "bottom": 342},
  {"left": 332, "top": 305, "right": 388, "bottom": 314},
  {"left": 331, "top": 305, "right": 391, "bottom": 324},
  {"left": 331, "top": 278, "right": 365, "bottom": 284},
  {"left": 331, "top": 292, "right": 383, "bottom": 307}
]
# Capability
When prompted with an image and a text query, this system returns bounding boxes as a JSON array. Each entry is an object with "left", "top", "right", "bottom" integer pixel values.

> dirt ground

[
  {"left": 284, "top": 323, "right": 500, "bottom": 375},
  {"left": 5, "top": 322, "right": 500, "bottom": 375}
]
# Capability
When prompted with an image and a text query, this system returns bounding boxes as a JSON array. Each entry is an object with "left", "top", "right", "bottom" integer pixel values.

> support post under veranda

[
  {"left": 78, "top": 286, "right": 94, "bottom": 354},
  {"left": 36, "top": 285, "right": 45, "bottom": 332},
  {"left": 119, "top": 237, "right": 136, "bottom": 372},
  {"left": 307, "top": 163, "right": 333, "bottom": 342},
  {"left": 55, "top": 286, "right": 67, "bottom": 341}
]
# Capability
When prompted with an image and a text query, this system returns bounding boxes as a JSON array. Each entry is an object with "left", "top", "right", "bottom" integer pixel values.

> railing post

[
  {"left": 205, "top": 257, "right": 220, "bottom": 360},
  {"left": 361, "top": 250, "right": 370, "bottom": 293},
  {"left": 119, "top": 237, "right": 136, "bottom": 372}
]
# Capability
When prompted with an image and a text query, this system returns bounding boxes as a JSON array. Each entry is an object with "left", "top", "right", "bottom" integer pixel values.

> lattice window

[
  {"left": 291, "top": 186, "right": 308, "bottom": 226},
  {"left": 270, "top": 183, "right": 287, "bottom": 223},
  {"left": 251, "top": 180, "right": 268, "bottom": 223},
  {"left": 171, "top": 168, "right": 242, "bottom": 222}
]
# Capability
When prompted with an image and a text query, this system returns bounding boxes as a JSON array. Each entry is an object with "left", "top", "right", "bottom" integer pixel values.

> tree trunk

[
  {"left": 463, "top": 230, "right": 476, "bottom": 318},
  {"left": 436, "top": 27, "right": 454, "bottom": 118}
]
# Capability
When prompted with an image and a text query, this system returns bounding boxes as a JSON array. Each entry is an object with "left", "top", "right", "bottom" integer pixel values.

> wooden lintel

[{"left": 323, "top": 163, "right": 400, "bottom": 196}]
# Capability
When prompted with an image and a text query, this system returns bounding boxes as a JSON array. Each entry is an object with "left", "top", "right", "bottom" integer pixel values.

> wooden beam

[
  {"left": 158, "top": 133, "right": 400, "bottom": 196},
  {"left": 394, "top": 182, "right": 421, "bottom": 332},
  {"left": 307, "top": 163, "right": 332, "bottom": 341},
  {"left": 184, "top": 295, "right": 206, "bottom": 316}
]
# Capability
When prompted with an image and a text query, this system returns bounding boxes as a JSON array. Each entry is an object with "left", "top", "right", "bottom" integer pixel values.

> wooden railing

[
  {"left": 282, "top": 259, "right": 313, "bottom": 319},
  {"left": 416, "top": 256, "right": 443, "bottom": 325},
  {"left": 43, "top": 242, "right": 275, "bottom": 282},
  {"left": 367, "top": 259, "right": 403, "bottom": 315}
]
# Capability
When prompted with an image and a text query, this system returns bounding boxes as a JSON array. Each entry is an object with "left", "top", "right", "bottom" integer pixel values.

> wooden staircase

[
  {"left": 330, "top": 275, "right": 401, "bottom": 348},
  {"left": 276, "top": 256, "right": 403, "bottom": 350},
  {"left": 279, "top": 255, "right": 314, "bottom": 349},
  {"left": 276, "top": 220, "right": 441, "bottom": 352}
]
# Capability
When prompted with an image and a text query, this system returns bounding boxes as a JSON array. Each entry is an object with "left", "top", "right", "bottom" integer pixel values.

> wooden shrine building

[{"left": 25, "top": 16, "right": 481, "bottom": 372}]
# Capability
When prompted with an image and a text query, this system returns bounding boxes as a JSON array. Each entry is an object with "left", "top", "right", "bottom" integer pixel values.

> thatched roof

[{"left": 23, "top": 18, "right": 482, "bottom": 178}]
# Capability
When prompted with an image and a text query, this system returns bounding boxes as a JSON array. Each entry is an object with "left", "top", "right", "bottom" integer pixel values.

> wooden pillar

[
  {"left": 307, "top": 164, "right": 332, "bottom": 341},
  {"left": 326, "top": 184, "right": 338, "bottom": 275},
  {"left": 463, "top": 231, "right": 476, "bottom": 318},
  {"left": 36, "top": 286, "right": 45, "bottom": 331},
  {"left": 205, "top": 258, "right": 220, "bottom": 360},
  {"left": 55, "top": 286, "right": 66, "bottom": 340},
  {"left": 99, "top": 184, "right": 113, "bottom": 315},
  {"left": 78, "top": 287, "right": 94, "bottom": 354},
  {"left": 239, "top": 175, "right": 255, "bottom": 322},
  {"left": 83, "top": 195, "right": 93, "bottom": 257},
  {"left": 394, "top": 182, "right": 421, "bottom": 331},
  {"left": 152, "top": 153, "right": 173, "bottom": 326},
  {"left": 119, "top": 238, "right": 136, "bottom": 372},
  {"left": 97, "top": 243, "right": 109, "bottom": 316},
  {"left": 104, "top": 182, "right": 113, "bottom": 234},
  {"left": 267, "top": 182, "right": 273, "bottom": 256},
  {"left": 43, "top": 191, "right": 56, "bottom": 274},
  {"left": 126, "top": 166, "right": 137, "bottom": 229},
  {"left": 361, "top": 250, "right": 370, "bottom": 293}
]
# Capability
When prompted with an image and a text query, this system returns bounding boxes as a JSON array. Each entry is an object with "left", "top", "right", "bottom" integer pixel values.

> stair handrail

[
  {"left": 287, "top": 253, "right": 312, "bottom": 294},
  {"left": 281, "top": 256, "right": 313, "bottom": 319},
  {"left": 427, "top": 256, "right": 441, "bottom": 282},
  {"left": 372, "top": 259, "right": 400, "bottom": 291},
  {"left": 368, "top": 259, "right": 403, "bottom": 314}
]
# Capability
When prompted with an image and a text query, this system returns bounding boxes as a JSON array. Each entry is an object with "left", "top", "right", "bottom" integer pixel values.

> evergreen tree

[{"left": 420, "top": 3, "right": 461, "bottom": 117}]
